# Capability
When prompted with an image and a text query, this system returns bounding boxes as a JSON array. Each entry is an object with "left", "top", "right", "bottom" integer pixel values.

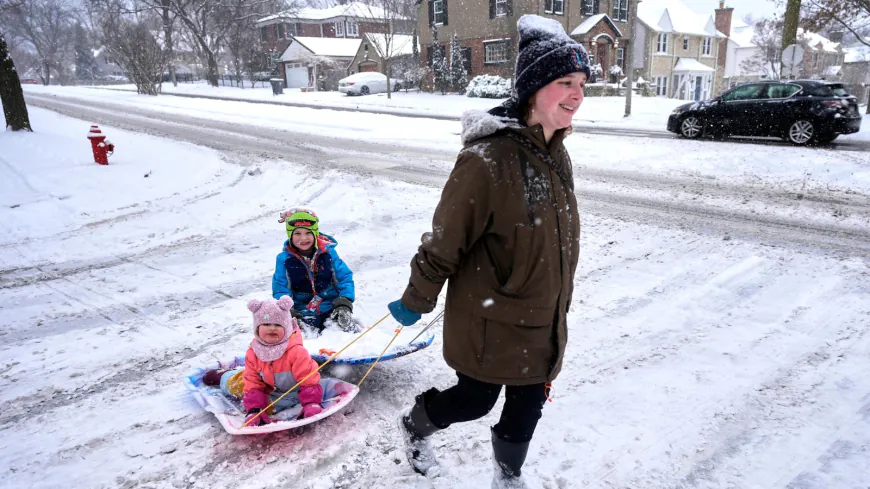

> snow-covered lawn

[{"left": 2, "top": 106, "right": 870, "bottom": 489}]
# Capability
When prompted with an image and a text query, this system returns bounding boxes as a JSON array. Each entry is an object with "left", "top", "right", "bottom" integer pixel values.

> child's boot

[{"left": 203, "top": 368, "right": 230, "bottom": 386}]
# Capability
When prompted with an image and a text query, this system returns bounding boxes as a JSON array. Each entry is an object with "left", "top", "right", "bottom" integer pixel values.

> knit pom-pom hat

[{"left": 247, "top": 296, "right": 294, "bottom": 338}]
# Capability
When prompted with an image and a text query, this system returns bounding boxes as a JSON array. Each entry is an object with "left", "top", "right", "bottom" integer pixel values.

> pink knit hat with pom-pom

[{"left": 247, "top": 296, "right": 295, "bottom": 337}]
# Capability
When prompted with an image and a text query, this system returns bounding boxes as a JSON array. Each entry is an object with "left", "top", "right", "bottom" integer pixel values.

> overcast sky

[{"left": 682, "top": 0, "right": 781, "bottom": 20}]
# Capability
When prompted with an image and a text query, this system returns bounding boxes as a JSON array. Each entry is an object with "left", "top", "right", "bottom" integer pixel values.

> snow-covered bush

[
  {"left": 609, "top": 65, "right": 623, "bottom": 76},
  {"left": 590, "top": 63, "right": 604, "bottom": 76},
  {"left": 466, "top": 75, "right": 511, "bottom": 98}
]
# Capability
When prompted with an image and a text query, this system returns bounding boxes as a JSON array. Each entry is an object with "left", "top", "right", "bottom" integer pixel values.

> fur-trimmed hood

[{"left": 460, "top": 99, "right": 526, "bottom": 146}]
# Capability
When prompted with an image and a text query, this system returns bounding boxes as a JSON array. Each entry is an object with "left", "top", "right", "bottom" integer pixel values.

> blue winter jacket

[{"left": 272, "top": 233, "right": 355, "bottom": 318}]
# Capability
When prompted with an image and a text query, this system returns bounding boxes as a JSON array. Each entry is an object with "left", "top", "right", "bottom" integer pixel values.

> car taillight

[
  {"left": 347, "top": 82, "right": 355, "bottom": 86},
  {"left": 823, "top": 100, "right": 847, "bottom": 108}
]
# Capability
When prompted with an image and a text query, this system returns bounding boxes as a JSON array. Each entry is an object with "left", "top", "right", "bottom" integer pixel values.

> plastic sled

[
  {"left": 310, "top": 329, "right": 436, "bottom": 365},
  {"left": 184, "top": 356, "right": 359, "bottom": 435}
]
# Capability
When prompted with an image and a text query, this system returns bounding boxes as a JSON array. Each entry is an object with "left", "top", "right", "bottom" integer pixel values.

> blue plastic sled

[
  {"left": 310, "top": 330, "right": 435, "bottom": 365},
  {"left": 184, "top": 356, "right": 358, "bottom": 435}
]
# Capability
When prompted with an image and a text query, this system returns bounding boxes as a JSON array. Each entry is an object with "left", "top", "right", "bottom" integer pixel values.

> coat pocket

[
  {"left": 473, "top": 297, "right": 555, "bottom": 379},
  {"left": 502, "top": 224, "right": 536, "bottom": 294}
]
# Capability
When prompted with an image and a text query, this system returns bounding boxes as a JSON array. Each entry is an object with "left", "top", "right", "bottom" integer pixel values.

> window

[
  {"left": 720, "top": 84, "right": 763, "bottom": 101},
  {"left": 286, "top": 23, "right": 298, "bottom": 37},
  {"left": 278, "top": 23, "right": 285, "bottom": 39},
  {"left": 766, "top": 83, "right": 801, "bottom": 99},
  {"left": 657, "top": 33, "right": 669, "bottom": 53},
  {"left": 434, "top": 0, "right": 445, "bottom": 25},
  {"left": 347, "top": 21, "right": 359, "bottom": 36},
  {"left": 484, "top": 40, "right": 509, "bottom": 64},
  {"left": 616, "top": 48, "right": 625, "bottom": 69},
  {"left": 655, "top": 76, "right": 668, "bottom": 96},
  {"left": 273, "top": 24, "right": 280, "bottom": 40},
  {"left": 702, "top": 37, "right": 712, "bottom": 56},
  {"left": 495, "top": 0, "right": 508, "bottom": 16},
  {"left": 545, "top": 0, "right": 564, "bottom": 14},
  {"left": 260, "top": 26, "right": 268, "bottom": 42},
  {"left": 682, "top": 36, "right": 689, "bottom": 50},
  {"left": 612, "top": 0, "right": 629, "bottom": 22},
  {"left": 581, "top": 0, "right": 597, "bottom": 16},
  {"left": 335, "top": 20, "right": 344, "bottom": 36}
]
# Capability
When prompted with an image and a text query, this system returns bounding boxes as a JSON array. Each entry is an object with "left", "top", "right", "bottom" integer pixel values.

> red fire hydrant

[{"left": 87, "top": 125, "right": 115, "bottom": 165}]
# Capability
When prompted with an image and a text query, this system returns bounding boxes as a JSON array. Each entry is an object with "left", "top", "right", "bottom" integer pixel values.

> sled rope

[
  {"left": 356, "top": 325, "right": 405, "bottom": 387},
  {"left": 407, "top": 309, "right": 444, "bottom": 345},
  {"left": 240, "top": 312, "right": 391, "bottom": 429}
]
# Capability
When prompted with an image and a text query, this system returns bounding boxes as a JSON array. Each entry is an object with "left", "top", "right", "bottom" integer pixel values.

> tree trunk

[
  {"left": 206, "top": 49, "right": 219, "bottom": 86},
  {"left": 162, "top": 0, "right": 177, "bottom": 86},
  {"left": 624, "top": 0, "right": 640, "bottom": 117},
  {"left": 781, "top": 0, "right": 801, "bottom": 76},
  {"left": 0, "top": 33, "right": 33, "bottom": 132},
  {"left": 41, "top": 59, "right": 51, "bottom": 86}
]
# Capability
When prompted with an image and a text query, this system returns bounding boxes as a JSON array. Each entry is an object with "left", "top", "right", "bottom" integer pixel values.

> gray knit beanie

[{"left": 514, "top": 15, "right": 591, "bottom": 104}]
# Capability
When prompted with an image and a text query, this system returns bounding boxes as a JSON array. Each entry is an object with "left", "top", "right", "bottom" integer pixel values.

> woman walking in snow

[{"left": 387, "top": 15, "right": 589, "bottom": 488}]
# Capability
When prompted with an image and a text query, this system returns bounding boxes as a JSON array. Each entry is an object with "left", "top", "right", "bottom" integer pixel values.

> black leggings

[{"left": 422, "top": 372, "right": 549, "bottom": 443}]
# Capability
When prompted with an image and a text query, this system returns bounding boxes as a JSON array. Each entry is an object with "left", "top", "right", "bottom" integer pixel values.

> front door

[
  {"left": 694, "top": 76, "right": 703, "bottom": 101},
  {"left": 597, "top": 43, "right": 608, "bottom": 75}
]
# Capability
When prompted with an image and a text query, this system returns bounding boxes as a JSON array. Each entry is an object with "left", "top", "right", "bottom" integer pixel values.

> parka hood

[{"left": 460, "top": 99, "right": 525, "bottom": 146}]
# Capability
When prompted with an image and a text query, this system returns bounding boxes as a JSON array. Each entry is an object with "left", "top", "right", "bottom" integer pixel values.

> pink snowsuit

[{"left": 242, "top": 330, "right": 323, "bottom": 416}]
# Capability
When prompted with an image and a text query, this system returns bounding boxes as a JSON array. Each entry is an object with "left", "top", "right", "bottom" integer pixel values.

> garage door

[{"left": 285, "top": 64, "right": 308, "bottom": 88}]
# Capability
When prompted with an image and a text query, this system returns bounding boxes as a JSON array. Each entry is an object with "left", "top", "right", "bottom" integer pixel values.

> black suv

[{"left": 667, "top": 80, "right": 862, "bottom": 145}]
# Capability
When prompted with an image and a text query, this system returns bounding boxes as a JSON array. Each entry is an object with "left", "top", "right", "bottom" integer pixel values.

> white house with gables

[{"left": 633, "top": 0, "right": 726, "bottom": 100}]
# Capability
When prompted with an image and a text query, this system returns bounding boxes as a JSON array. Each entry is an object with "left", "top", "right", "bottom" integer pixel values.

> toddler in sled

[
  {"left": 272, "top": 208, "right": 357, "bottom": 334},
  {"left": 203, "top": 296, "right": 324, "bottom": 425}
]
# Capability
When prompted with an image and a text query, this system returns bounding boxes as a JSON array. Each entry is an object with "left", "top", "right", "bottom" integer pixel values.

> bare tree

[
  {"left": 802, "top": 0, "right": 870, "bottom": 48},
  {"left": 97, "top": 4, "right": 168, "bottom": 95},
  {"left": 359, "top": 0, "right": 412, "bottom": 99},
  {"left": 741, "top": 17, "right": 783, "bottom": 80},
  {"left": 1, "top": 30, "right": 32, "bottom": 131},
  {"left": 2, "top": 0, "right": 75, "bottom": 85},
  {"left": 217, "top": 0, "right": 291, "bottom": 89}
]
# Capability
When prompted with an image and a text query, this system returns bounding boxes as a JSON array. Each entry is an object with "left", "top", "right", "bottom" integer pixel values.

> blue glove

[{"left": 388, "top": 300, "right": 422, "bottom": 326}]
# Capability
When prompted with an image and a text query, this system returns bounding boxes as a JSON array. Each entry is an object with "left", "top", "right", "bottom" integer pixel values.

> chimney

[
  {"left": 715, "top": 2, "right": 735, "bottom": 70},
  {"left": 827, "top": 31, "right": 844, "bottom": 43}
]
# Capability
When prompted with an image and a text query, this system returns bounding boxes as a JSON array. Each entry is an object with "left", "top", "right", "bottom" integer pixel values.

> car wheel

[
  {"left": 360, "top": 86, "right": 370, "bottom": 95},
  {"left": 680, "top": 116, "right": 703, "bottom": 139},
  {"left": 787, "top": 120, "right": 815, "bottom": 145}
]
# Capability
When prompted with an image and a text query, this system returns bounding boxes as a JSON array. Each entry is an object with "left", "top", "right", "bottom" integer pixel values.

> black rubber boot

[
  {"left": 491, "top": 430, "right": 533, "bottom": 489},
  {"left": 397, "top": 389, "right": 443, "bottom": 475}
]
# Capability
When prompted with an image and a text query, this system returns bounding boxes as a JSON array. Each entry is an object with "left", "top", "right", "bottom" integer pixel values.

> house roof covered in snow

[
  {"left": 673, "top": 57, "right": 716, "bottom": 72},
  {"left": 637, "top": 0, "right": 726, "bottom": 38},
  {"left": 363, "top": 34, "right": 416, "bottom": 59},
  {"left": 844, "top": 44, "right": 870, "bottom": 63},
  {"left": 284, "top": 36, "right": 361, "bottom": 58},
  {"left": 797, "top": 29, "right": 840, "bottom": 53},
  {"left": 258, "top": 1, "right": 404, "bottom": 24},
  {"left": 728, "top": 18, "right": 756, "bottom": 49},
  {"left": 570, "top": 14, "right": 623, "bottom": 37}
]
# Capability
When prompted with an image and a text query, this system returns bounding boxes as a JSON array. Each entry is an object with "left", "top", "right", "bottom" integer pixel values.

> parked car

[
  {"left": 667, "top": 80, "right": 862, "bottom": 145},
  {"left": 338, "top": 72, "right": 402, "bottom": 96}
]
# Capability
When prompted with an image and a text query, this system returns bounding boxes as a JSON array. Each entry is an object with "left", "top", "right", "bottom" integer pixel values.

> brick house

[
  {"left": 416, "top": 0, "right": 635, "bottom": 89},
  {"left": 842, "top": 45, "right": 870, "bottom": 105},
  {"left": 634, "top": 0, "right": 726, "bottom": 100},
  {"left": 350, "top": 33, "right": 418, "bottom": 76},
  {"left": 256, "top": 1, "right": 412, "bottom": 65}
]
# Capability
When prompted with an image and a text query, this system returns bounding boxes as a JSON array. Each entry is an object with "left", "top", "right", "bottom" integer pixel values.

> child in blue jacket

[{"left": 272, "top": 208, "right": 356, "bottom": 333}]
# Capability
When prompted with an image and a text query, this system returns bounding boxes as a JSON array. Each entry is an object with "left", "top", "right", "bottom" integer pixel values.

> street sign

[{"left": 781, "top": 44, "right": 805, "bottom": 78}]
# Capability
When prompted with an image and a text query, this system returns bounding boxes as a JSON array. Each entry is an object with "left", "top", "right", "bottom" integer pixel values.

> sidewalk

[{"left": 85, "top": 82, "right": 683, "bottom": 132}]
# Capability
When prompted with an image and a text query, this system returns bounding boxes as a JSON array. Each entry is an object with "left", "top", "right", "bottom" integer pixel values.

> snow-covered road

[{"left": 1, "top": 103, "right": 869, "bottom": 489}]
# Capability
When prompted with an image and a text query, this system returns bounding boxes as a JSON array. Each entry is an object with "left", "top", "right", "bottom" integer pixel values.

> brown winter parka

[{"left": 401, "top": 100, "right": 581, "bottom": 385}]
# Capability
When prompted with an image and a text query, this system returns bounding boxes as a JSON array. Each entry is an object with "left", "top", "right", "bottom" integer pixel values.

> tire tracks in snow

[{"left": 23, "top": 92, "right": 870, "bottom": 261}]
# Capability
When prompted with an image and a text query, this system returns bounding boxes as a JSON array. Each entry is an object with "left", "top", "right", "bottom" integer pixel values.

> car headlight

[{"left": 672, "top": 107, "right": 684, "bottom": 115}]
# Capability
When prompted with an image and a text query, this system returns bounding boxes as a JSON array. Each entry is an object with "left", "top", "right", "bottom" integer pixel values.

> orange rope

[{"left": 356, "top": 325, "right": 404, "bottom": 387}]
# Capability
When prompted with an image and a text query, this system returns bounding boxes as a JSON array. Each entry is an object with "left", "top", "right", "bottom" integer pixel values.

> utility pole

[
  {"left": 781, "top": 0, "right": 801, "bottom": 76},
  {"left": 624, "top": 0, "right": 640, "bottom": 117}
]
